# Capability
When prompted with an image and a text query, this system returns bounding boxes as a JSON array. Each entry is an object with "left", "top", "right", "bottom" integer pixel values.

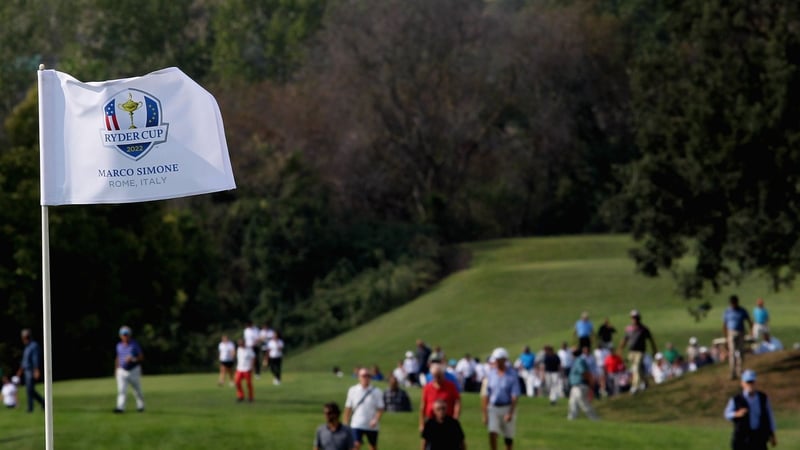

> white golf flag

[{"left": 38, "top": 67, "right": 236, "bottom": 205}]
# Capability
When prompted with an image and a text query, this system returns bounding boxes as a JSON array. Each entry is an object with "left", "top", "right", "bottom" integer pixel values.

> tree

[{"left": 622, "top": 0, "right": 800, "bottom": 297}]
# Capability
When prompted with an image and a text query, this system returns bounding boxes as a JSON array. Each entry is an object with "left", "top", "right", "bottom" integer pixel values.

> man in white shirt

[
  {"left": 243, "top": 321, "right": 261, "bottom": 378},
  {"left": 344, "top": 367, "right": 385, "bottom": 450}
]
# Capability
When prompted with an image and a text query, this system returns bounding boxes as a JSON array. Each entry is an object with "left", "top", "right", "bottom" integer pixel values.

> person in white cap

[
  {"left": 619, "top": 309, "right": 657, "bottom": 394},
  {"left": 480, "top": 347, "right": 520, "bottom": 450},
  {"left": 114, "top": 325, "right": 145, "bottom": 413},
  {"left": 724, "top": 369, "right": 777, "bottom": 449}
]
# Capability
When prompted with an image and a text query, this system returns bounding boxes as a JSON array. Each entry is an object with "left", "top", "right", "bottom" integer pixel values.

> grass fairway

[{"left": 2, "top": 234, "right": 798, "bottom": 449}]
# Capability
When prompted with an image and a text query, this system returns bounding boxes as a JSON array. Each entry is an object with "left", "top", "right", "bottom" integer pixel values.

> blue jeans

[{"left": 24, "top": 371, "right": 44, "bottom": 412}]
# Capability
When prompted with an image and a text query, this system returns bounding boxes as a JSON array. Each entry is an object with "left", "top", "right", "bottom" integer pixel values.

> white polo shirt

[{"left": 345, "top": 383, "right": 384, "bottom": 430}]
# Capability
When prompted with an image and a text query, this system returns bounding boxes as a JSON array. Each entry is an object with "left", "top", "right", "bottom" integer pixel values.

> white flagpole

[{"left": 38, "top": 63, "right": 55, "bottom": 450}]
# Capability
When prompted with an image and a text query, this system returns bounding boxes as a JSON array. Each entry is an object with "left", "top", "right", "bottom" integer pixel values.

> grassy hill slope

[{"left": 290, "top": 235, "right": 799, "bottom": 374}]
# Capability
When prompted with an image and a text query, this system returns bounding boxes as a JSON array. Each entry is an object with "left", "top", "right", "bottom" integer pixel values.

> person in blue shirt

[
  {"left": 724, "top": 370, "right": 777, "bottom": 450},
  {"left": 515, "top": 346, "right": 536, "bottom": 397},
  {"left": 16, "top": 329, "right": 45, "bottom": 413},
  {"left": 114, "top": 325, "right": 145, "bottom": 413},
  {"left": 574, "top": 312, "right": 594, "bottom": 351},
  {"left": 723, "top": 295, "right": 753, "bottom": 380},
  {"left": 480, "top": 347, "right": 520, "bottom": 450},
  {"left": 752, "top": 298, "right": 770, "bottom": 341}
]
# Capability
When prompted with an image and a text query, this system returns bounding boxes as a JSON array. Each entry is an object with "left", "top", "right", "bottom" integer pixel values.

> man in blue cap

[
  {"left": 724, "top": 369, "right": 777, "bottom": 450},
  {"left": 114, "top": 325, "right": 145, "bottom": 413}
]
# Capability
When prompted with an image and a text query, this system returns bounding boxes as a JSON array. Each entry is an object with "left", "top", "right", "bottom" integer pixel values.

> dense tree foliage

[
  {"left": 2, "top": 0, "right": 793, "bottom": 378},
  {"left": 621, "top": 0, "right": 800, "bottom": 297}
]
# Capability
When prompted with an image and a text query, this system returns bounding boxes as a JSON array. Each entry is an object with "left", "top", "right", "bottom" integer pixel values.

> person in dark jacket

[{"left": 723, "top": 370, "right": 777, "bottom": 450}]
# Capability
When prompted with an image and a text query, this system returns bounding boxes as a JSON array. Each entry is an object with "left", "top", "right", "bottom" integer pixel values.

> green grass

[{"left": 2, "top": 234, "right": 798, "bottom": 449}]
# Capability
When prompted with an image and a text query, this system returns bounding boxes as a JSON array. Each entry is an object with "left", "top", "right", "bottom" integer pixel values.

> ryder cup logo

[{"left": 100, "top": 89, "right": 168, "bottom": 160}]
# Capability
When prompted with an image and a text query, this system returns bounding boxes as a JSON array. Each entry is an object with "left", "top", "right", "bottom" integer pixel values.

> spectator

[
  {"left": 723, "top": 370, "right": 777, "bottom": 450},
  {"left": 113, "top": 326, "right": 144, "bottom": 413},
  {"left": 557, "top": 342, "right": 574, "bottom": 397},
  {"left": 514, "top": 346, "right": 536, "bottom": 398},
  {"left": 567, "top": 347, "right": 598, "bottom": 420},
  {"left": 686, "top": 337, "right": 700, "bottom": 364},
  {"left": 259, "top": 322, "right": 275, "bottom": 372},
  {"left": 597, "top": 318, "right": 617, "bottom": 349},
  {"left": 753, "top": 332, "right": 783, "bottom": 355},
  {"left": 314, "top": 402, "right": 355, "bottom": 450},
  {"left": 592, "top": 345, "right": 610, "bottom": 397},
  {"left": 425, "top": 358, "right": 462, "bottom": 392},
  {"left": 17, "top": 329, "right": 45, "bottom": 414},
  {"left": 752, "top": 298, "right": 770, "bottom": 340},
  {"left": 421, "top": 398, "right": 466, "bottom": 450},
  {"left": 419, "top": 362, "right": 461, "bottom": 433},
  {"left": 2, "top": 375, "right": 17, "bottom": 409},
  {"left": 392, "top": 360, "right": 407, "bottom": 387},
  {"left": 574, "top": 312, "right": 594, "bottom": 350},
  {"left": 540, "top": 345, "right": 563, "bottom": 405},
  {"left": 429, "top": 346, "right": 445, "bottom": 367},
  {"left": 266, "top": 331, "right": 284, "bottom": 385},
  {"left": 243, "top": 320, "right": 261, "bottom": 379},
  {"left": 344, "top": 368, "right": 384, "bottom": 450},
  {"left": 416, "top": 340, "right": 433, "bottom": 379},
  {"left": 371, "top": 365, "right": 384, "bottom": 382},
  {"left": 455, "top": 353, "right": 478, "bottom": 392},
  {"left": 217, "top": 334, "right": 236, "bottom": 387},
  {"left": 403, "top": 351, "right": 420, "bottom": 387},
  {"left": 481, "top": 347, "right": 520, "bottom": 450},
  {"left": 602, "top": 347, "right": 627, "bottom": 395},
  {"left": 651, "top": 353, "right": 671, "bottom": 384},
  {"left": 384, "top": 375, "right": 412, "bottom": 413},
  {"left": 662, "top": 342, "right": 681, "bottom": 365},
  {"left": 234, "top": 337, "right": 255, "bottom": 403},
  {"left": 723, "top": 295, "right": 753, "bottom": 380},
  {"left": 692, "top": 346, "right": 714, "bottom": 371},
  {"left": 671, "top": 356, "right": 686, "bottom": 378},
  {"left": 619, "top": 309, "right": 658, "bottom": 394}
]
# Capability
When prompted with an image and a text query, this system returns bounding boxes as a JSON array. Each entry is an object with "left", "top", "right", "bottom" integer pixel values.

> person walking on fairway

[
  {"left": 315, "top": 402, "right": 355, "bottom": 450},
  {"left": 344, "top": 367, "right": 385, "bottom": 450},
  {"left": 480, "top": 348, "right": 520, "bottom": 450},
  {"left": 421, "top": 398, "right": 467, "bottom": 450},
  {"left": 723, "top": 295, "right": 753, "bottom": 380},
  {"left": 234, "top": 338, "right": 255, "bottom": 402},
  {"left": 114, "top": 326, "right": 145, "bottom": 413},
  {"left": 619, "top": 309, "right": 657, "bottom": 394},
  {"left": 724, "top": 370, "right": 777, "bottom": 450}
]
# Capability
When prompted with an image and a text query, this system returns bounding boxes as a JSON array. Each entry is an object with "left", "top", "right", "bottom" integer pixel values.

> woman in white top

[
  {"left": 218, "top": 334, "right": 236, "bottom": 387},
  {"left": 266, "top": 331, "right": 284, "bottom": 385}
]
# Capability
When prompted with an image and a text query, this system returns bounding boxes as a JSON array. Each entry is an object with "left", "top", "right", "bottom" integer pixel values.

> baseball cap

[
  {"left": 742, "top": 370, "right": 756, "bottom": 383},
  {"left": 699, "top": 346, "right": 709, "bottom": 353},
  {"left": 654, "top": 352, "right": 664, "bottom": 360},
  {"left": 119, "top": 326, "right": 132, "bottom": 336},
  {"left": 491, "top": 347, "right": 509, "bottom": 360},
  {"left": 689, "top": 336, "right": 697, "bottom": 345},
  {"left": 405, "top": 351, "right": 414, "bottom": 358},
  {"left": 630, "top": 309, "right": 640, "bottom": 317}
]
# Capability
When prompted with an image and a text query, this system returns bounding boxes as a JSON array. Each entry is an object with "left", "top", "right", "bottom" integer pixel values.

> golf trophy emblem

[{"left": 118, "top": 93, "right": 143, "bottom": 129}]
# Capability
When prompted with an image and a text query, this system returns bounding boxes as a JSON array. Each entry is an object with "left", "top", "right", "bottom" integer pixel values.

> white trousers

[
  {"left": 116, "top": 366, "right": 145, "bottom": 410},
  {"left": 544, "top": 372, "right": 563, "bottom": 402},
  {"left": 568, "top": 384, "right": 598, "bottom": 420}
]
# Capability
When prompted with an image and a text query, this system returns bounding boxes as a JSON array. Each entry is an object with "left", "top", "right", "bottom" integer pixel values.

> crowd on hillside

[{"left": 372, "top": 296, "right": 789, "bottom": 404}]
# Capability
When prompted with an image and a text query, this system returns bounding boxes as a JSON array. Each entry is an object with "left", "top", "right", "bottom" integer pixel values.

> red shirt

[
  {"left": 422, "top": 379, "right": 460, "bottom": 418},
  {"left": 604, "top": 354, "right": 625, "bottom": 374}
]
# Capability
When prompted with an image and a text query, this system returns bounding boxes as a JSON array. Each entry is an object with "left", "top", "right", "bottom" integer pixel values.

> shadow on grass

[{"left": 0, "top": 434, "right": 38, "bottom": 444}]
